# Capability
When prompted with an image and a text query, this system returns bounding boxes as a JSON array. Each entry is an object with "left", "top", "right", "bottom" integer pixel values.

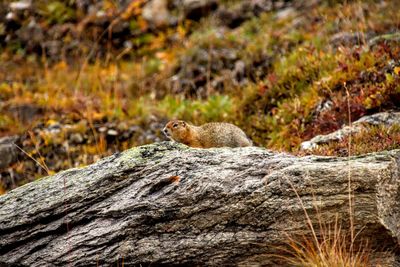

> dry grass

[
  {"left": 279, "top": 87, "right": 372, "bottom": 266},
  {"left": 282, "top": 224, "right": 370, "bottom": 267},
  {"left": 277, "top": 177, "right": 371, "bottom": 267}
]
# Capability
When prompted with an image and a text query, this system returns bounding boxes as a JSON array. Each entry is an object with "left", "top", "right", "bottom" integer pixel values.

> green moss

[
  {"left": 37, "top": 1, "right": 76, "bottom": 24},
  {"left": 118, "top": 142, "right": 188, "bottom": 167},
  {"left": 157, "top": 95, "right": 233, "bottom": 124},
  {"left": 144, "top": 58, "right": 163, "bottom": 75}
]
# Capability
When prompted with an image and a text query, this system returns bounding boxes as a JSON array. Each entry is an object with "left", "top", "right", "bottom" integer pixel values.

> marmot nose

[{"left": 163, "top": 128, "right": 168, "bottom": 135}]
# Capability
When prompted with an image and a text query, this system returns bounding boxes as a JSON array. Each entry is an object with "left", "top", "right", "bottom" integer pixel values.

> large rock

[{"left": 0, "top": 142, "right": 400, "bottom": 266}]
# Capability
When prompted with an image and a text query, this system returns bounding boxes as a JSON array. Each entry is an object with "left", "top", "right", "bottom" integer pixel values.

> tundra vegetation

[{"left": 0, "top": 0, "right": 399, "bottom": 265}]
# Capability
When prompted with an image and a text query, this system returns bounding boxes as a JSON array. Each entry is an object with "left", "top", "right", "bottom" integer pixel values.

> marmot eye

[{"left": 173, "top": 123, "right": 178, "bottom": 128}]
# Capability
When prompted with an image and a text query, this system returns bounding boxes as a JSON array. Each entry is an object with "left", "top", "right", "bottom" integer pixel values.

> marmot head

[{"left": 163, "top": 120, "right": 189, "bottom": 142}]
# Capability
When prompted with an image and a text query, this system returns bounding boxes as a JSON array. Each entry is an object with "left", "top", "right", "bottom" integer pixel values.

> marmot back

[{"left": 163, "top": 120, "right": 252, "bottom": 148}]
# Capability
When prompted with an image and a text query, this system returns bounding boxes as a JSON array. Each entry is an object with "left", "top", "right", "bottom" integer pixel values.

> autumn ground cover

[
  {"left": 1, "top": 1, "right": 400, "bottom": 265},
  {"left": 0, "top": 0, "right": 399, "bottom": 188}
]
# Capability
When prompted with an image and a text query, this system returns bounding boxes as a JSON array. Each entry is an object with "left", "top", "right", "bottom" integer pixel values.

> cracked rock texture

[{"left": 0, "top": 142, "right": 400, "bottom": 266}]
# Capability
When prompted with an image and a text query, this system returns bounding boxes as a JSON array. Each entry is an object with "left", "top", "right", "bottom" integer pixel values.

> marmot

[{"left": 163, "top": 120, "right": 252, "bottom": 148}]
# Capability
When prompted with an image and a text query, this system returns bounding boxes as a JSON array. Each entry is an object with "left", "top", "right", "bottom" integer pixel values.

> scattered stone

[
  {"left": 315, "top": 99, "right": 333, "bottom": 115},
  {"left": 0, "top": 136, "right": 19, "bottom": 169},
  {"left": 210, "top": 75, "right": 225, "bottom": 91},
  {"left": 330, "top": 31, "right": 365, "bottom": 47},
  {"left": 247, "top": 0, "right": 273, "bottom": 15},
  {"left": 119, "top": 125, "right": 141, "bottom": 141},
  {"left": 0, "top": 0, "right": 301, "bottom": 62},
  {"left": 48, "top": 128, "right": 61, "bottom": 134},
  {"left": 123, "top": 40, "right": 133, "bottom": 49},
  {"left": 110, "top": 20, "right": 129, "bottom": 34},
  {"left": 291, "top": 16, "right": 306, "bottom": 28},
  {"left": 47, "top": 122, "right": 61, "bottom": 135},
  {"left": 382, "top": 59, "right": 400, "bottom": 74},
  {"left": 98, "top": 126, "right": 107, "bottom": 133},
  {"left": 172, "top": 39, "right": 244, "bottom": 97},
  {"left": 183, "top": 0, "right": 218, "bottom": 21},
  {"left": 275, "top": 7, "right": 296, "bottom": 21},
  {"left": 142, "top": 0, "right": 171, "bottom": 28},
  {"left": 9, "top": 1, "right": 31, "bottom": 11},
  {"left": 216, "top": 7, "right": 248, "bottom": 28},
  {"left": 5, "top": 12, "right": 17, "bottom": 21},
  {"left": 96, "top": 10, "right": 106, "bottom": 19},
  {"left": 301, "top": 111, "right": 400, "bottom": 150},
  {"left": 7, "top": 104, "right": 42, "bottom": 124},
  {"left": 129, "top": 125, "right": 140, "bottom": 132},
  {"left": 368, "top": 33, "right": 400, "bottom": 47},
  {"left": 0, "top": 115, "right": 165, "bottom": 192},
  {"left": 232, "top": 60, "right": 246, "bottom": 83},
  {"left": 301, "top": 125, "right": 359, "bottom": 150},
  {"left": 107, "top": 129, "right": 118, "bottom": 136},
  {"left": 356, "top": 111, "right": 400, "bottom": 126},
  {"left": 70, "top": 133, "right": 84, "bottom": 144}
]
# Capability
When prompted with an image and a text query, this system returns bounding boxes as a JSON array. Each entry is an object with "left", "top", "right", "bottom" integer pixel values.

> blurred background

[{"left": 0, "top": 0, "right": 399, "bottom": 193}]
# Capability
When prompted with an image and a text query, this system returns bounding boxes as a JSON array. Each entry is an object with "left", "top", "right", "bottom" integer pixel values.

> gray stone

[
  {"left": 330, "top": 31, "right": 365, "bottom": 47},
  {"left": 98, "top": 126, "right": 107, "bottom": 133},
  {"left": 9, "top": 1, "right": 31, "bottom": 11},
  {"left": 233, "top": 60, "right": 246, "bottom": 83},
  {"left": 5, "top": 12, "right": 17, "bottom": 21},
  {"left": 275, "top": 7, "right": 296, "bottom": 21},
  {"left": 0, "top": 142, "right": 399, "bottom": 266},
  {"left": 106, "top": 129, "right": 118, "bottom": 136},
  {"left": 0, "top": 136, "right": 19, "bottom": 169},
  {"left": 69, "top": 133, "right": 84, "bottom": 144},
  {"left": 142, "top": 0, "right": 170, "bottom": 28},
  {"left": 301, "top": 111, "right": 400, "bottom": 150},
  {"left": 356, "top": 111, "right": 400, "bottom": 126},
  {"left": 183, "top": 0, "right": 218, "bottom": 20}
]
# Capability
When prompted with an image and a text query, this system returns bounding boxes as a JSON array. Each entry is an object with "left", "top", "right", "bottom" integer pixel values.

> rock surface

[{"left": 1, "top": 142, "right": 400, "bottom": 266}]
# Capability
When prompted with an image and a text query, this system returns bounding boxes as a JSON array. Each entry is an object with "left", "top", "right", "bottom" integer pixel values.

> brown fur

[{"left": 163, "top": 120, "right": 252, "bottom": 148}]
